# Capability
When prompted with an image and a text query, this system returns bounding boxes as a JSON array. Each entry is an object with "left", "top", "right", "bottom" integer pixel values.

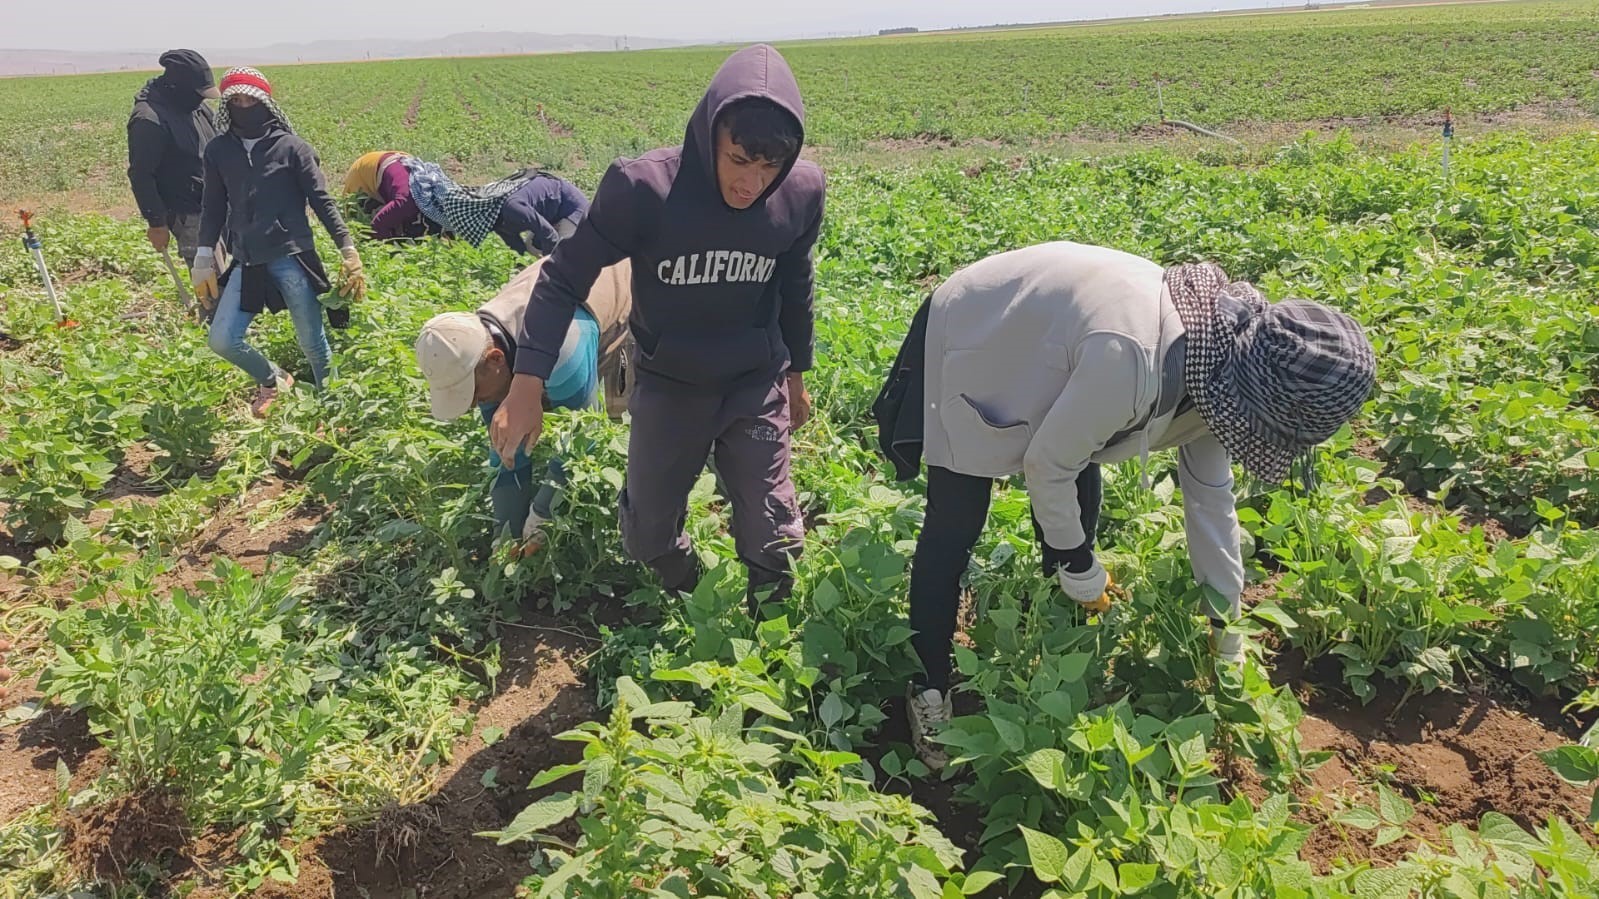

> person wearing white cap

[{"left": 416, "top": 259, "right": 634, "bottom": 551}]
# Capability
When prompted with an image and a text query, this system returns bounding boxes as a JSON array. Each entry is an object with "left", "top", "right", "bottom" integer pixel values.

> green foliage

[
  {"left": 38, "top": 562, "right": 340, "bottom": 825},
  {"left": 489, "top": 677, "right": 964, "bottom": 899}
]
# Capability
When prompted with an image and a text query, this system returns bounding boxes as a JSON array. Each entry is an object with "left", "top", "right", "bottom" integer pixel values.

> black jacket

[
  {"left": 199, "top": 127, "right": 352, "bottom": 266},
  {"left": 127, "top": 80, "right": 218, "bottom": 226}
]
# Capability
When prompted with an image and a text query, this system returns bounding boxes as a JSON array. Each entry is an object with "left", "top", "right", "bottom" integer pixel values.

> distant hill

[{"left": 0, "top": 31, "right": 694, "bottom": 77}]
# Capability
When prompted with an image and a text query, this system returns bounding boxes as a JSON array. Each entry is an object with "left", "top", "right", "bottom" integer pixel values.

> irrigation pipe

[
  {"left": 1163, "top": 118, "right": 1245, "bottom": 146},
  {"left": 1152, "top": 73, "right": 1244, "bottom": 147}
]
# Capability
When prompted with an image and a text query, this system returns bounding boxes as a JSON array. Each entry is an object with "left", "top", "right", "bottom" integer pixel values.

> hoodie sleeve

[
  {"left": 1022, "top": 333, "right": 1143, "bottom": 553},
  {"left": 1178, "top": 434, "right": 1244, "bottom": 617},
  {"left": 127, "top": 111, "right": 169, "bottom": 227},
  {"left": 295, "top": 141, "right": 354, "bottom": 250},
  {"left": 198, "top": 143, "right": 227, "bottom": 252},
  {"left": 496, "top": 186, "right": 559, "bottom": 257},
  {"left": 776, "top": 184, "right": 824, "bottom": 373},
  {"left": 516, "top": 162, "right": 643, "bottom": 380}
]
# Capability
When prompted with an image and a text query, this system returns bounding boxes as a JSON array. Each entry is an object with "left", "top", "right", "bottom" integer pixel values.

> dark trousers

[
  {"left": 619, "top": 372, "right": 804, "bottom": 611},
  {"left": 909, "top": 464, "right": 1101, "bottom": 691}
]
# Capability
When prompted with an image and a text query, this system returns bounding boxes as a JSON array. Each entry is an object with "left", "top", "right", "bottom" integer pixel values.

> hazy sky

[{"left": 14, "top": 1, "right": 1305, "bottom": 51}]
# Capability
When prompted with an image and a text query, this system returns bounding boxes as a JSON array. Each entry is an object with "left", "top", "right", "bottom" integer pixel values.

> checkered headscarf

[
  {"left": 215, "top": 66, "right": 294, "bottom": 135},
  {"left": 1165, "top": 263, "right": 1376, "bottom": 484},
  {"left": 403, "top": 158, "right": 534, "bottom": 246}
]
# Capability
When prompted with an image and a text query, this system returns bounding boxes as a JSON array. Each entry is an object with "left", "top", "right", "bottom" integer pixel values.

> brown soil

[
  {"left": 536, "top": 104, "right": 573, "bottom": 138},
  {"left": 60, "top": 788, "right": 190, "bottom": 883},
  {"left": 1231, "top": 655, "right": 1595, "bottom": 872},
  {"left": 270, "top": 613, "right": 600, "bottom": 898},
  {"left": 0, "top": 699, "right": 101, "bottom": 822},
  {"left": 152, "top": 479, "right": 324, "bottom": 594},
  {"left": 454, "top": 89, "right": 481, "bottom": 122},
  {"left": 404, "top": 80, "right": 427, "bottom": 130}
]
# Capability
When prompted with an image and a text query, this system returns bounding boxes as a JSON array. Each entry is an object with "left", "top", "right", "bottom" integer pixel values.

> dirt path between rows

[
  {"left": 1233, "top": 653, "right": 1596, "bottom": 872},
  {"left": 257, "top": 614, "right": 600, "bottom": 899}
]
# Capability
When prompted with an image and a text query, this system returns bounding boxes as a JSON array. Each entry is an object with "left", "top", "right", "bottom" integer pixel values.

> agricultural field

[
  {"left": 4, "top": 0, "right": 1599, "bottom": 212},
  {"left": 3, "top": 1, "right": 1599, "bottom": 897}
]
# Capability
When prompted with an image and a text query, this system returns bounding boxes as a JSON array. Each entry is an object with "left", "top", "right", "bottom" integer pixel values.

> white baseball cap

[{"left": 415, "top": 312, "right": 490, "bottom": 421}]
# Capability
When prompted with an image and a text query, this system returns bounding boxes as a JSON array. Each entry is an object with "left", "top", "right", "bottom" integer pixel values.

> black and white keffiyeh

[
  {"left": 404, "top": 159, "right": 533, "bottom": 246},
  {"left": 1165, "top": 263, "right": 1376, "bottom": 484}
]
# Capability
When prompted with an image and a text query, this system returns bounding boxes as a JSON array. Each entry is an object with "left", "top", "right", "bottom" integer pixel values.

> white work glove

[
  {"left": 190, "top": 248, "right": 218, "bottom": 307},
  {"left": 1210, "top": 624, "right": 1245, "bottom": 665},
  {"left": 1059, "top": 557, "right": 1112, "bottom": 614},
  {"left": 511, "top": 507, "right": 549, "bottom": 559}
]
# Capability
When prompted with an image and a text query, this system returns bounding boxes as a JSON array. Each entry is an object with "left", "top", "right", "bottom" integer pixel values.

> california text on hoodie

[{"left": 514, "top": 44, "right": 825, "bottom": 393}]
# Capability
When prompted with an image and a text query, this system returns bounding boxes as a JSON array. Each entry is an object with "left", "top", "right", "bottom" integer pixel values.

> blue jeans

[
  {"left": 480, "top": 309, "right": 600, "bottom": 534},
  {"left": 207, "top": 255, "right": 333, "bottom": 387}
]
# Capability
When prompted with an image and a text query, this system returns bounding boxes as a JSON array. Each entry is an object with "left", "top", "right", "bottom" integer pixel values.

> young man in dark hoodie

[
  {"left": 127, "top": 49, "right": 220, "bottom": 267},
  {"left": 490, "top": 44, "right": 824, "bottom": 617}
]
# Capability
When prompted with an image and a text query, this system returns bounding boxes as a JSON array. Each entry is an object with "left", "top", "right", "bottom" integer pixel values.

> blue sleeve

[{"left": 542, "top": 308, "right": 601, "bottom": 411}]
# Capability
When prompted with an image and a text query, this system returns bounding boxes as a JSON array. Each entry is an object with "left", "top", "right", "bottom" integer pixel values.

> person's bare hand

[
  {"left": 490, "top": 374, "right": 546, "bottom": 462},
  {"left": 787, "top": 371, "right": 812, "bottom": 429},
  {"left": 147, "top": 225, "right": 170, "bottom": 251}
]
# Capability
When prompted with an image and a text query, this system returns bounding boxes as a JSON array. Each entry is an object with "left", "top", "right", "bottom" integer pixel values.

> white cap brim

[{"left": 428, "top": 374, "right": 477, "bottom": 421}]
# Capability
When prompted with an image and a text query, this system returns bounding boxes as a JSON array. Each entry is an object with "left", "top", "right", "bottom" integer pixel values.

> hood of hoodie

[{"left": 684, "top": 44, "right": 806, "bottom": 209}]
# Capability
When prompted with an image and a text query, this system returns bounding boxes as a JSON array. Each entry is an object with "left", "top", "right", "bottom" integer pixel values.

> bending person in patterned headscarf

[
  {"left": 193, "top": 67, "right": 368, "bottom": 416},
  {"left": 872, "top": 241, "right": 1377, "bottom": 772},
  {"left": 343, "top": 151, "right": 438, "bottom": 240},
  {"left": 405, "top": 160, "right": 589, "bottom": 257}
]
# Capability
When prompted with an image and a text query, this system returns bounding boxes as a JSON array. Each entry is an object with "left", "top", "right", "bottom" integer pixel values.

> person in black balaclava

[{"left": 127, "top": 49, "right": 221, "bottom": 268}]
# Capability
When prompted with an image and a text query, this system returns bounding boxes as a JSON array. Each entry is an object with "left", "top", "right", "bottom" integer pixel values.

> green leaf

[
  {"left": 820, "top": 693, "right": 846, "bottom": 728},
  {"left": 962, "top": 871, "right": 1004, "bottom": 894},
  {"left": 1374, "top": 826, "right": 1406, "bottom": 848},
  {"left": 1119, "top": 862, "right": 1158, "bottom": 890},
  {"left": 480, "top": 726, "right": 506, "bottom": 746},
  {"left": 901, "top": 865, "right": 944, "bottom": 899},
  {"left": 527, "top": 763, "right": 586, "bottom": 790},
  {"left": 953, "top": 645, "right": 981, "bottom": 675},
  {"left": 1539, "top": 745, "right": 1599, "bottom": 786},
  {"left": 583, "top": 756, "right": 615, "bottom": 800},
  {"left": 490, "top": 792, "right": 578, "bottom": 844},
  {"left": 1335, "top": 806, "right": 1381, "bottom": 830},
  {"left": 538, "top": 848, "right": 595, "bottom": 899},
  {"left": 615, "top": 676, "right": 650, "bottom": 711},
  {"left": 1479, "top": 812, "right": 1541, "bottom": 853},
  {"left": 739, "top": 691, "right": 793, "bottom": 721},
  {"left": 1251, "top": 601, "right": 1298, "bottom": 629},
  {"left": 480, "top": 767, "right": 500, "bottom": 789},
  {"left": 1019, "top": 826, "right": 1068, "bottom": 883},
  {"left": 1377, "top": 783, "right": 1414, "bottom": 826},
  {"left": 991, "top": 714, "right": 1027, "bottom": 753},
  {"left": 1022, "top": 748, "right": 1066, "bottom": 790}
]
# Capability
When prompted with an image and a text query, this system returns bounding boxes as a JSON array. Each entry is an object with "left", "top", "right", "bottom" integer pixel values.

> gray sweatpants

[{"left": 620, "top": 371, "right": 803, "bottom": 599}]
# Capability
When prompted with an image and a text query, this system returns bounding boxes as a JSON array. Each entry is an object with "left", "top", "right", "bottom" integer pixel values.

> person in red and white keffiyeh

[{"left": 192, "top": 66, "right": 369, "bottom": 416}]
